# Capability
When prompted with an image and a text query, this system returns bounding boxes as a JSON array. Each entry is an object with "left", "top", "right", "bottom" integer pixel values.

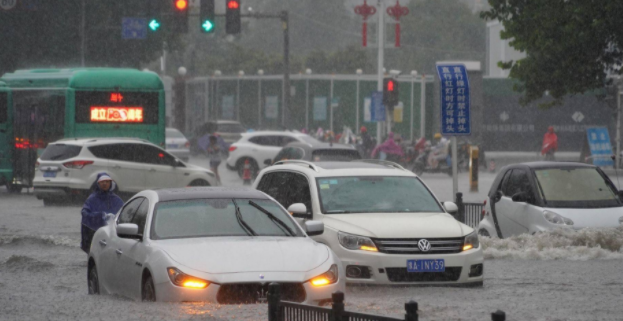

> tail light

[
  {"left": 229, "top": 146, "right": 237, "bottom": 152},
  {"left": 481, "top": 199, "right": 487, "bottom": 219},
  {"left": 185, "top": 141, "right": 190, "bottom": 148},
  {"left": 63, "top": 160, "right": 94, "bottom": 169}
]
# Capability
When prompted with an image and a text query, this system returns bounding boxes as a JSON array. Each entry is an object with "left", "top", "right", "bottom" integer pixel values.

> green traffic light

[
  {"left": 149, "top": 19, "right": 161, "bottom": 31},
  {"left": 201, "top": 20, "right": 214, "bottom": 32}
]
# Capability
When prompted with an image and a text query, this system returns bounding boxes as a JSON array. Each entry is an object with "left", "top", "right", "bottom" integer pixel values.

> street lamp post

[
  {"left": 356, "top": 69, "right": 363, "bottom": 132},
  {"left": 305, "top": 68, "right": 312, "bottom": 131},
  {"left": 214, "top": 70, "right": 221, "bottom": 120},
  {"left": 237, "top": 70, "right": 244, "bottom": 121},
  {"left": 410, "top": 70, "right": 417, "bottom": 141},
  {"left": 258, "top": 69, "right": 264, "bottom": 128}
]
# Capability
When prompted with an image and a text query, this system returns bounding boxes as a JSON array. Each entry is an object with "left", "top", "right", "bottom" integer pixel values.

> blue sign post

[
  {"left": 370, "top": 91, "right": 386, "bottom": 122},
  {"left": 436, "top": 64, "right": 470, "bottom": 136},
  {"left": 122, "top": 18, "right": 147, "bottom": 40},
  {"left": 587, "top": 127, "right": 614, "bottom": 167}
]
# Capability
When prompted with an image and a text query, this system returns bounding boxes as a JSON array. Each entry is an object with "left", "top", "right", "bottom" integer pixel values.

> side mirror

[
  {"left": 117, "top": 223, "right": 142, "bottom": 240},
  {"left": 305, "top": 221, "right": 324, "bottom": 236},
  {"left": 443, "top": 201, "right": 458, "bottom": 214},
  {"left": 264, "top": 159, "right": 272, "bottom": 166},
  {"left": 511, "top": 191, "right": 531, "bottom": 203},
  {"left": 287, "top": 203, "right": 312, "bottom": 219},
  {"left": 492, "top": 190, "right": 503, "bottom": 203}
]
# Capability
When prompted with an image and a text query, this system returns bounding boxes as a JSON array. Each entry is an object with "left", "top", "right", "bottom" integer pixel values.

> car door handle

[
  {"left": 115, "top": 249, "right": 123, "bottom": 255},
  {"left": 99, "top": 240, "right": 107, "bottom": 247}
]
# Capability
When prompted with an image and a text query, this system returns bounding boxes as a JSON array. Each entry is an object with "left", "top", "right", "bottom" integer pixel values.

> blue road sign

[
  {"left": 122, "top": 18, "right": 147, "bottom": 39},
  {"left": 436, "top": 64, "right": 470, "bottom": 136},
  {"left": 587, "top": 127, "right": 614, "bottom": 167},
  {"left": 370, "top": 91, "right": 386, "bottom": 122}
]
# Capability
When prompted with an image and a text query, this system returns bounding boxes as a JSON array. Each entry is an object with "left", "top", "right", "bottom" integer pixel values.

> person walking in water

[
  {"left": 541, "top": 126, "right": 558, "bottom": 161},
  {"left": 81, "top": 173, "right": 124, "bottom": 253}
]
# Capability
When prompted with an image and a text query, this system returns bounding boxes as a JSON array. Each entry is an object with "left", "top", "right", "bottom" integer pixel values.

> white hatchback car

[
  {"left": 254, "top": 160, "right": 484, "bottom": 286},
  {"left": 226, "top": 131, "right": 318, "bottom": 177},
  {"left": 33, "top": 138, "right": 218, "bottom": 205},
  {"left": 165, "top": 128, "right": 190, "bottom": 162},
  {"left": 87, "top": 187, "right": 344, "bottom": 304},
  {"left": 478, "top": 162, "right": 623, "bottom": 238}
]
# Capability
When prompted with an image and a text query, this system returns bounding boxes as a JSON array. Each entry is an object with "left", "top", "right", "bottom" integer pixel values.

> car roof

[
  {"left": 51, "top": 137, "right": 151, "bottom": 146},
  {"left": 242, "top": 131, "right": 307, "bottom": 137},
  {"left": 154, "top": 187, "right": 269, "bottom": 202},
  {"left": 216, "top": 120, "right": 241, "bottom": 125},
  {"left": 508, "top": 161, "right": 596, "bottom": 170},
  {"left": 267, "top": 160, "right": 414, "bottom": 177},
  {"left": 285, "top": 141, "right": 357, "bottom": 150}
]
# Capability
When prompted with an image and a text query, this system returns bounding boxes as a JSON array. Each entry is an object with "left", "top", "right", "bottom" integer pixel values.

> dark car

[{"left": 265, "top": 141, "right": 361, "bottom": 166}]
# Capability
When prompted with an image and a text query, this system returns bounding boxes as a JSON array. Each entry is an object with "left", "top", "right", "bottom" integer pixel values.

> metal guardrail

[
  {"left": 455, "top": 192, "right": 484, "bottom": 228},
  {"left": 267, "top": 283, "right": 507, "bottom": 321}
]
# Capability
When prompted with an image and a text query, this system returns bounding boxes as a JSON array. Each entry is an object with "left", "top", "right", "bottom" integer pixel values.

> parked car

[
  {"left": 226, "top": 131, "right": 319, "bottom": 177},
  {"left": 87, "top": 187, "right": 345, "bottom": 304},
  {"left": 265, "top": 141, "right": 361, "bottom": 166},
  {"left": 165, "top": 128, "right": 190, "bottom": 162},
  {"left": 189, "top": 120, "right": 246, "bottom": 156},
  {"left": 33, "top": 137, "right": 218, "bottom": 205},
  {"left": 254, "top": 160, "right": 484, "bottom": 286},
  {"left": 478, "top": 162, "right": 623, "bottom": 238}
]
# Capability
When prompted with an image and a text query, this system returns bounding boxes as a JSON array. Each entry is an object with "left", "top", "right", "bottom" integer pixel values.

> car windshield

[
  {"left": 150, "top": 198, "right": 303, "bottom": 240},
  {"left": 40, "top": 144, "right": 82, "bottom": 161},
  {"left": 534, "top": 168, "right": 622, "bottom": 208},
  {"left": 316, "top": 176, "right": 443, "bottom": 214}
]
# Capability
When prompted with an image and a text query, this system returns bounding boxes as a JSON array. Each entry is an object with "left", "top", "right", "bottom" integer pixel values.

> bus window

[
  {"left": 74, "top": 91, "right": 159, "bottom": 124},
  {"left": 0, "top": 92, "right": 7, "bottom": 123}
]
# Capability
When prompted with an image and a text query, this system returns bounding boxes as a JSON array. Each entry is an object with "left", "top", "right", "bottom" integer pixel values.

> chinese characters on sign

[
  {"left": 90, "top": 107, "right": 144, "bottom": 123},
  {"left": 436, "top": 65, "right": 470, "bottom": 135},
  {"left": 586, "top": 127, "right": 613, "bottom": 167}
]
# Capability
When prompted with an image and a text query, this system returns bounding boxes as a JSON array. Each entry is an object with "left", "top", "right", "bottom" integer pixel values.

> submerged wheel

[
  {"left": 6, "top": 183, "right": 23, "bottom": 194},
  {"left": 478, "top": 229, "right": 490, "bottom": 237},
  {"left": 142, "top": 275, "right": 156, "bottom": 302},
  {"left": 88, "top": 264, "right": 100, "bottom": 295},
  {"left": 188, "top": 179, "right": 210, "bottom": 187}
]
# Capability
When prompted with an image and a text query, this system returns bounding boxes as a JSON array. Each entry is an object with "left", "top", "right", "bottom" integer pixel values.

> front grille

[
  {"left": 216, "top": 283, "right": 306, "bottom": 304},
  {"left": 385, "top": 267, "right": 462, "bottom": 282},
  {"left": 372, "top": 237, "right": 464, "bottom": 254}
]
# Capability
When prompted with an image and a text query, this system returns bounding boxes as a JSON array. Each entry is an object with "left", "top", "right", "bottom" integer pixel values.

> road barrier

[
  {"left": 267, "top": 283, "right": 506, "bottom": 321},
  {"left": 455, "top": 192, "right": 484, "bottom": 228}
]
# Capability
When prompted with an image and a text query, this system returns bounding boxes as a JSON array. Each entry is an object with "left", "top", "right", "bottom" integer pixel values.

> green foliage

[{"left": 481, "top": 0, "right": 623, "bottom": 107}]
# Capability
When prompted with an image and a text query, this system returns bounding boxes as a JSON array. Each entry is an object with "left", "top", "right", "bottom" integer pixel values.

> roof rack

[
  {"left": 273, "top": 160, "right": 319, "bottom": 172},
  {"left": 352, "top": 159, "right": 407, "bottom": 171}
]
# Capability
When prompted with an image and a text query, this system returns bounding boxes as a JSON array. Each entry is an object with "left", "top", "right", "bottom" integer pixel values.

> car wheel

[
  {"left": 6, "top": 183, "right": 23, "bottom": 194},
  {"left": 188, "top": 179, "right": 210, "bottom": 187},
  {"left": 142, "top": 275, "right": 156, "bottom": 302},
  {"left": 88, "top": 263, "right": 100, "bottom": 295},
  {"left": 236, "top": 158, "right": 258, "bottom": 179},
  {"left": 478, "top": 229, "right": 490, "bottom": 237}
]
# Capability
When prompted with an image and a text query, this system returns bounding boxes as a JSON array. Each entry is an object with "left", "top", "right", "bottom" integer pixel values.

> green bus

[{"left": 0, "top": 68, "right": 166, "bottom": 192}]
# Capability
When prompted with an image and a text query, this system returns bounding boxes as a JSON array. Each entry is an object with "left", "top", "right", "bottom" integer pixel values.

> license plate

[
  {"left": 167, "top": 144, "right": 177, "bottom": 149},
  {"left": 43, "top": 171, "right": 57, "bottom": 178},
  {"left": 407, "top": 259, "right": 445, "bottom": 272}
]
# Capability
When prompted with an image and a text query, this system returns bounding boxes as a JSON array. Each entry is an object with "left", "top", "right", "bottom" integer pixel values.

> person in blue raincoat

[{"left": 80, "top": 173, "right": 124, "bottom": 253}]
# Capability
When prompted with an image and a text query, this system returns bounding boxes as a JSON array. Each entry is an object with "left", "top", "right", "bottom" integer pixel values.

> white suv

[
  {"left": 254, "top": 160, "right": 484, "bottom": 286},
  {"left": 226, "top": 131, "right": 317, "bottom": 177},
  {"left": 34, "top": 137, "right": 218, "bottom": 205}
]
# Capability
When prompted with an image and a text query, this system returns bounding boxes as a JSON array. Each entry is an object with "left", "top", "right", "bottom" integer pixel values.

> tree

[{"left": 481, "top": 0, "right": 623, "bottom": 107}]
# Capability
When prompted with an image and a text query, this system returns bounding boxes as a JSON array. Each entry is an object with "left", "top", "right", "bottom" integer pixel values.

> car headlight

[
  {"left": 543, "top": 210, "right": 574, "bottom": 226},
  {"left": 167, "top": 267, "right": 209, "bottom": 289},
  {"left": 337, "top": 231, "right": 378, "bottom": 252},
  {"left": 309, "top": 264, "right": 339, "bottom": 287},
  {"left": 463, "top": 231, "right": 479, "bottom": 251}
]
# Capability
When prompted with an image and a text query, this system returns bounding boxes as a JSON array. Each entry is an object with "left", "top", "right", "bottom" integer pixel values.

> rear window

[
  {"left": 40, "top": 144, "right": 82, "bottom": 161},
  {"left": 312, "top": 149, "right": 361, "bottom": 162},
  {"left": 166, "top": 128, "right": 186, "bottom": 139}
]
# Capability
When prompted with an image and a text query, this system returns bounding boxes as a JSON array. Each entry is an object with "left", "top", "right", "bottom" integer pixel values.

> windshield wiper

[
  {"left": 248, "top": 200, "right": 295, "bottom": 236},
  {"left": 232, "top": 199, "right": 257, "bottom": 236}
]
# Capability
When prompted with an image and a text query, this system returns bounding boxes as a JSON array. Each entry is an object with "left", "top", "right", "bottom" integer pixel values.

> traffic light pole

[{"left": 376, "top": 0, "right": 385, "bottom": 144}]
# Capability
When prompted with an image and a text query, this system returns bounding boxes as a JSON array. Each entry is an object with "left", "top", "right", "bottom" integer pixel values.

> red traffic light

[
  {"left": 227, "top": 0, "right": 240, "bottom": 9},
  {"left": 175, "top": 0, "right": 188, "bottom": 10},
  {"left": 387, "top": 80, "right": 395, "bottom": 91}
]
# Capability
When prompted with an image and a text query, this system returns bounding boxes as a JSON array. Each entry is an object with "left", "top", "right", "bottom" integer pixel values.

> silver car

[{"left": 165, "top": 128, "right": 190, "bottom": 162}]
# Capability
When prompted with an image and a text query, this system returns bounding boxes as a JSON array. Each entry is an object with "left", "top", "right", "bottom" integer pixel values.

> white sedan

[{"left": 87, "top": 187, "right": 344, "bottom": 304}]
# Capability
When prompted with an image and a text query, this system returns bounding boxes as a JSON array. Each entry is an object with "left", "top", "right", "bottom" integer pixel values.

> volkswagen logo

[{"left": 418, "top": 239, "right": 431, "bottom": 252}]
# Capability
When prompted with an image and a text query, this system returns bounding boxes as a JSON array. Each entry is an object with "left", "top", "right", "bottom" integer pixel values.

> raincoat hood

[{"left": 372, "top": 132, "right": 404, "bottom": 156}]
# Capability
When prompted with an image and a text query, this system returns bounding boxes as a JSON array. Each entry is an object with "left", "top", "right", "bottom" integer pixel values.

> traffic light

[
  {"left": 170, "top": 0, "right": 189, "bottom": 32},
  {"left": 383, "top": 78, "right": 399, "bottom": 109},
  {"left": 225, "top": 0, "right": 241, "bottom": 34},
  {"left": 200, "top": 0, "right": 215, "bottom": 33},
  {"left": 148, "top": 0, "right": 163, "bottom": 32}
]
